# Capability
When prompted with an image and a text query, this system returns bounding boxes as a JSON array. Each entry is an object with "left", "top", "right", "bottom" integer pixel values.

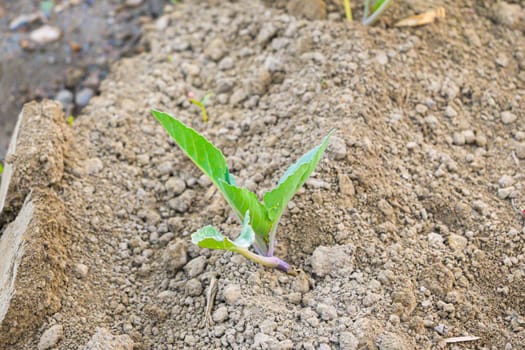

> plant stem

[
  {"left": 236, "top": 247, "right": 293, "bottom": 274},
  {"left": 343, "top": 0, "right": 353, "bottom": 21},
  {"left": 363, "top": 0, "right": 371, "bottom": 20},
  {"left": 363, "top": 0, "right": 393, "bottom": 26}
]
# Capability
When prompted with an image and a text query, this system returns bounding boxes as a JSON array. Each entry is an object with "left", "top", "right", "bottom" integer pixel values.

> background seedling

[
  {"left": 152, "top": 110, "right": 333, "bottom": 274},
  {"left": 0, "top": 162, "right": 3, "bottom": 175},
  {"left": 189, "top": 92, "right": 213, "bottom": 123},
  {"left": 342, "top": 0, "right": 394, "bottom": 26},
  {"left": 67, "top": 115, "right": 74, "bottom": 125}
]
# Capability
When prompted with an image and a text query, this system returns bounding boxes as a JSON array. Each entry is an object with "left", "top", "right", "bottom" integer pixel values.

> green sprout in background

[
  {"left": 0, "top": 162, "right": 3, "bottom": 175},
  {"left": 152, "top": 110, "right": 333, "bottom": 274},
  {"left": 343, "top": 0, "right": 394, "bottom": 26},
  {"left": 67, "top": 115, "right": 74, "bottom": 126},
  {"left": 189, "top": 92, "right": 213, "bottom": 123}
]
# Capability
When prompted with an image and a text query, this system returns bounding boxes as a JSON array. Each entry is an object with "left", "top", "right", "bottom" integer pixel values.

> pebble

[
  {"left": 309, "top": 245, "right": 354, "bottom": 277},
  {"left": 444, "top": 105, "right": 457, "bottom": 118},
  {"left": 185, "top": 278, "right": 203, "bottom": 296},
  {"left": 9, "top": 13, "right": 42, "bottom": 31},
  {"left": 205, "top": 38, "right": 227, "bottom": 62},
  {"left": 30, "top": 25, "right": 61, "bottom": 45},
  {"left": 339, "top": 332, "right": 359, "bottom": 350},
  {"left": 452, "top": 132, "right": 465, "bottom": 146},
  {"left": 162, "top": 239, "right": 187, "bottom": 272},
  {"left": 428, "top": 232, "right": 444, "bottom": 248},
  {"left": 286, "top": 0, "right": 326, "bottom": 20},
  {"left": 498, "top": 187, "right": 515, "bottom": 199},
  {"left": 75, "top": 88, "right": 95, "bottom": 107},
  {"left": 515, "top": 143, "right": 525, "bottom": 159},
  {"left": 166, "top": 177, "right": 186, "bottom": 195},
  {"left": 183, "top": 256, "right": 207, "bottom": 277},
  {"left": 463, "top": 130, "right": 475, "bottom": 144},
  {"left": 212, "top": 306, "right": 229, "bottom": 323},
  {"left": 55, "top": 89, "right": 73, "bottom": 107},
  {"left": 376, "top": 332, "right": 411, "bottom": 350},
  {"left": 85, "top": 157, "right": 103, "bottom": 175},
  {"left": 316, "top": 303, "right": 337, "bottom": 320},
  {"left": 447, "top": 234, "right": 467, "bottom": 251},
  {"left": 223, "top": 284, "right": 242, "bottom": 305},
  {"left": 338, "top": 174, "right": 355, "bottom": 196},
  {"left": 329, "top": 135, "right": 347, "bottom": 160},
  {"left": 230, "top": 89, "right": 248, "bottom": 105},
  {"left": 74, "top": 263, "right": 89, "bottom": 278},
  {"left": 38, "top": 324, "right": 64, "bottom": 350},
  {"left": 499, "top": 175, "right": 514, "bottom": 188},
  {"left": 376, "top": 51, "right": 388, "bottom": 65},
  {"left": 83, "top": 327, "right": 133, "bottom": 350},
  {"left": 491, "top": 1, "right": 525, "bottom": 30},
  {"left": 501, "top": 111, "right": 517, "bottom": 124}
]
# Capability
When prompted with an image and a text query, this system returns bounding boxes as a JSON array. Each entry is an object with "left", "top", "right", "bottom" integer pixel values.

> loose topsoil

[{"left": 1, "top": 0, "right": 525, "bottom": 349}]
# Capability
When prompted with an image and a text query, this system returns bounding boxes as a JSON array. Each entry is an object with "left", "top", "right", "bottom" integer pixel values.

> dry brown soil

[{"left": 1, "top": 0, "right": 525, "bottom": 349}]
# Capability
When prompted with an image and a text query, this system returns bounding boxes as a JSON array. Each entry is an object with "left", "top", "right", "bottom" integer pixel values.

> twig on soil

[
  {"left": 203, "top": 275, "right": 218, "bottom": 328},
  {"left": 444, "top": 335, "right": 480, "bottom": 343}
]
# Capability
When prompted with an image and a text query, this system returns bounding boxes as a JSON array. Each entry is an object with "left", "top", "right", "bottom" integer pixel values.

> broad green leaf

[
  {"left": 152, "top": 110, "right": 272, "bottom": 241},
  {"left": 152, "top": 110, "right": 229, "bottom": 186},
  {"left": 263, "top": 130, "right": 334, "bottom": 222},
  {"left": 220, "top": 179, "right": 272, "bottom": 239},
  {"left": 191, "top": 211, "right": 255, "bottom": 251}
]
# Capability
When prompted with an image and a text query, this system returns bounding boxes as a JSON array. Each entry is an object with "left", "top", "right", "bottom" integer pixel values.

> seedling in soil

[
  {"left": 342, "top": 0, "right": 394, "bottom": 26},
  {"left": 67, "top": 115, "right": 74, "bottom": 125},
  {"left": 188, "top": 92, "right": 213, "bottom": 123},
  {"left": 152, "top": 110, "right": 333, "bottom": 274},
  {"left": 0, "top": 163, "right": 3, "bottom": 175}
]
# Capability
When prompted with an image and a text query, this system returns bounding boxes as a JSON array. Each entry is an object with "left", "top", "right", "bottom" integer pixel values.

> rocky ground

[{"left": 1, "top": 0, "right": 525, "bottom": 349}]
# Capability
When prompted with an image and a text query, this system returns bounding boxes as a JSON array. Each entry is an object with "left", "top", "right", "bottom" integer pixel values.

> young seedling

[
  {"left": 67, "top": 115, "right": 74, "bottom": 126},
  {"left": 152, "top": 110, "right": 333, "bottom": 274},
  {"left": 0, "top": 162, "right": 3, "bottom": 175},
  {"left": 188, "top": 92, "right": 213, "bottom": 123},
  {"left": 342, "top": 0, "right": 394, "bottom": 25},
  {"left": 363, "top": 0, "right": 394, "bottom": 26}
]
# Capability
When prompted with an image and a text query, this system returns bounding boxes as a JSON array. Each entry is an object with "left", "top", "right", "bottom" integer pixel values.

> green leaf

[
  {"left": 191, "top": 211, "right": 255, "bottom": 251},
  {"left": 191, "top": 226, "right": 238, "bottom": 251},
  {"left": 152, "top": 110, "right": 272, "bottom": 242},
  {"left": 263, "top": 130, "right": 334, "bottom": 222}
]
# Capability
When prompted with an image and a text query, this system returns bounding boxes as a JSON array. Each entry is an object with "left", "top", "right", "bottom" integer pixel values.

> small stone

[
  {"left": 515, "top": 143, "right": 525, "bottom": 159},
  {"left": 55, "top": 89, "right": 73, "bottom": 107},
  {"left": 257, "top": 23, "right": 278, "bottom": 45},
  {"left": 185, "top": 278, "right": 203, "bottom": 296},
  {"left": 125, "top": 0, "right": 143, "bottom": 7},
  {"left": 223, "top": 284, "right": 242, "bottom": 305},
  {"left": 166, "top": 177, "right": 186, "bottom": 195},
  {"left": 501, "top": 111, "right": 517, "bottom": 124},
  {"left": 162, "top": 239, "right": 187, "bottom": 272},
  {"left": 74, "top": 263, "right": 89, "bottom": 278},
  {"left": 463, "top": 130, "right": 476, "bottom": 144},
  {"left": 287, "top": 0, "right": 326, "bottom": 20},
  {"left": 475, "top": 134, "right": 487, "bottom": 147},
  {"left": 30, "top": 25, "right": 61, "bottom": 45},
  {"left": 339, "top": 332, "right": 359, "bottom": 350},
  {"left": 309, "top": 245, "right": 354, "bottom": 277},
  {"left": 491, "top": 2, "right": 525, "bottom": 30},
  {"left": 38, "top": 324, "right": 64, "bottom": 350},
  {"left": 499, "top": 175, "right": 514, "bottom": 188},
  {"left": 447, "top": 234, "right": 467, "bottom": 251},
  {"left": 452, "top": 132, "right": 465, "bottom": 146},
  {"left": 376, "top": 51, "right": 388, "bottom": 65},
  {"left": 183, "top": 256, "right": 207, "bottom": 277},
  {"left": 76, "top": 88, "right": 95, "bottom": 107},
  {"left": 85, "top": 157, "right": 103, "bottom": 175},
  {"left": 83, "top": 327, "right": 133, "bottom": 350},
  {"left": 338, "top": 174, "right": 355, "bottom": 196},
  {"left": 205, "top": 38, "right": 227, "bottom": 61},
  {"left": 253, "top": 333, "right": 278, "bottom": 348},
  {"left": 260, "top": 319, "right": 278, "bottom": 334},
  {"left": 212, "top": 306, "right": 229, "bottom": 323},
  {"left": 230, "top": 89, "right": 248, "bottom": 106},
  {"left": 498, "top": 187, "right": 515, "bottom": 199},
  {"left": 329, "top": 136, "right": 347, "bottom": 160},
  {"left": 158, "top": 232, "right": 174, "bottom": 246},
  {"left": 316, "top": 303, "right": 337, "bottom": 320},
  {"left": 428, "top": 232, "right": 444, "bottom": 248},
  {"left": 424, "top": 115, "right": 438, "bottom": 129},
  {"left": 415, "top": 104, "right": 428, "bottom": 114},
  {"left": 158, "top": 161, "right": 173, "bottom": 175},
  {"left": 376, "top": 332, "right": 413, "bottom": 350},
  {"left": 496, "top": 54, "right": 509, "bottom": 67},
  {"left": 444, "top": 106, "right": 457, "bottom": 118}
]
